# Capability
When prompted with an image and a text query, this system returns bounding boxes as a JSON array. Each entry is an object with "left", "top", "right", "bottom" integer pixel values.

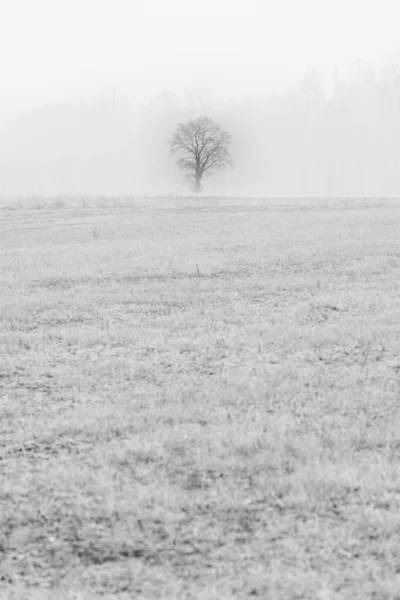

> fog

[{"left": 0, "top": 0, "right": 399, "bottom": 196}]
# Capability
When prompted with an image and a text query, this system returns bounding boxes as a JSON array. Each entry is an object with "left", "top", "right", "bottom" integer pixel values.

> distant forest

[{"left": 1, "top": 59, "right": 400, "bottom": 196}]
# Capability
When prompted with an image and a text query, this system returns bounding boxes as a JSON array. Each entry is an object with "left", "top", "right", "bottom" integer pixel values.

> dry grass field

[{"left": 1, "top": 196, "right": 400, "bottom": 599}]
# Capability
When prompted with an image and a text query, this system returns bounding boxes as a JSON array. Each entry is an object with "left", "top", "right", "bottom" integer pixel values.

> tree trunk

[{"left": 194, "top": 174, "right": 201, "bottom": 193}]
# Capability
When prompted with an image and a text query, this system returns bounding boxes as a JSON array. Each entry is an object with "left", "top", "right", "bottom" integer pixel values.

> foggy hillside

[{"left": 1, "top": 60, "right": 400, "bottom": 196}]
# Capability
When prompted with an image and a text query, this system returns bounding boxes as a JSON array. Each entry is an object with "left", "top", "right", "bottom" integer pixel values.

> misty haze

[
  {"left": 0, "top": 0, "right": 399, "bottom": 196},
  {"left": 2, "top": 1, "right": 400, "bottom": 599},
  {"left": 2, "top": 60, "right": 400, "bottom": 195}
]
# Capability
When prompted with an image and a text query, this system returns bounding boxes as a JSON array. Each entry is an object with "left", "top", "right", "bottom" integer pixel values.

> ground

[{"left": 1, "top": 196, "right": 400, "bottom": 599}]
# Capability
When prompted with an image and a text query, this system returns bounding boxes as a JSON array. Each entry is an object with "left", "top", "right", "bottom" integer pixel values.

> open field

[{"left": 1, "top": 196, "right": 400, "bottom": 599}]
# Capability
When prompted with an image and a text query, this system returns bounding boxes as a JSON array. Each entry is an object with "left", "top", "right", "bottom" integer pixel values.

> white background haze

[{"left": 0, "top": 0, "right": 399, "bottom": 195}]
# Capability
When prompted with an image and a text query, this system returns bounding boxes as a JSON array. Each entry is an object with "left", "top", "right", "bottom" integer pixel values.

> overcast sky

[{"left": 0, "top": 0, "right": 399, "bottom": 122}]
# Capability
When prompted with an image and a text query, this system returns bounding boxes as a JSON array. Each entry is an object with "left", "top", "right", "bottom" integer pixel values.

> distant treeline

[{"left": 0, "top": 60, "right": 400, "bottom": 195}]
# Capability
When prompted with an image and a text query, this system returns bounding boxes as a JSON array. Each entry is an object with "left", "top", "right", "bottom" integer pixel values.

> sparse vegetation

[{"left": 1, "top": 196, "right": 400, "bottom": 599}]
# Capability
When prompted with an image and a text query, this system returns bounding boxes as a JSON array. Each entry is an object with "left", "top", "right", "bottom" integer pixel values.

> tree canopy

[{"left": 170, "top": 116, "right": 233, "bottom": 192}]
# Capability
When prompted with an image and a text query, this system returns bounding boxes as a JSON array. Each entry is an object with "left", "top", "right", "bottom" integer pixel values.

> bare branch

[{"left": 169, "top": 116, "right": 233, "bottom": 191}]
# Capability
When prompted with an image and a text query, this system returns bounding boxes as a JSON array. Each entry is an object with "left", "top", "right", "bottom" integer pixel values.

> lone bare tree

[{"left": 170, "top": 116, "right": 233, "bottom": 192}]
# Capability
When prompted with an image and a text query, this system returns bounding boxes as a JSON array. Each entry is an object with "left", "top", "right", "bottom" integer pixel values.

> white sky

[{"left": 0, "top": 0, "right": 399, "bottom": 120}]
